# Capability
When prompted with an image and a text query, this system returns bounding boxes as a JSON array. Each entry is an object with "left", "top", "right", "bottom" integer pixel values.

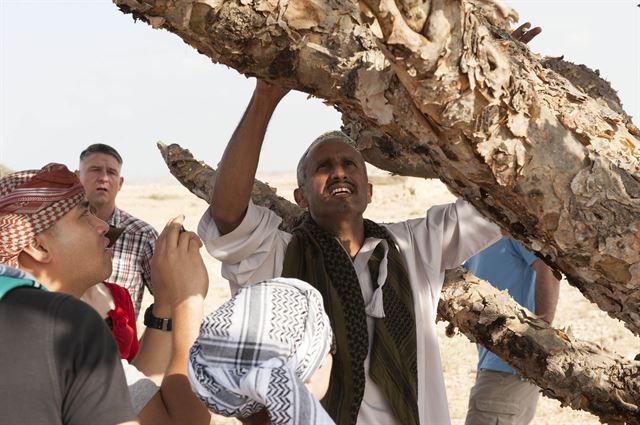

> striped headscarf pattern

[
  {"left": 0, "top": 163, "right": 84, "bottom": 266},
  {"left": 188, "top": 278, "right": 335, "bottom": 425}
]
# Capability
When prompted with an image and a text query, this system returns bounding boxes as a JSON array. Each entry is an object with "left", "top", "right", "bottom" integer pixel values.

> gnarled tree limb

[
  {"left": 157, "top": 142, "right": 304, "bottom": 230},
  {"left": 116, "top": 0, "right": 640, "bottom": 337},
  {"left": 441, "top": 268, "right": 640, "bottom": 425}
]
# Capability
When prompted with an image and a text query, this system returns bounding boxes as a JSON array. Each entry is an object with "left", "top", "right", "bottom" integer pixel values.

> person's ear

[
  {"left": 367, "top": 183, "right": 373, "bottom": 204},
  {"left": 74, "top": 169, "right": 80, "bottom": 178},
  {"left": 294, "top": 187, "right": 309, "bottom": 208},
  {"left": 21, "top": 235, "right": 53, "bottom": 265},
  {"left": 117, "top": 176, "right": 124, "bottom": 192}
]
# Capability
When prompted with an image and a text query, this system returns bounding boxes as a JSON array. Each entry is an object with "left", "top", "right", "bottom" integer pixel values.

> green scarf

[{"left": 282, "top": 215, "right": 419, "bottom": 425}]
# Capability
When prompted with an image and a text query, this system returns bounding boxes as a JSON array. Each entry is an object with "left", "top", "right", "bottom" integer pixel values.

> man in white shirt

[{"left": 198, "top": 80, "right": 501, "bottom": 424}]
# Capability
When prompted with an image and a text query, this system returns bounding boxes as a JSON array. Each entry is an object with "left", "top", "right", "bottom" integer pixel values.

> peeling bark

[
  {"left": 441, "top": 268, "right": 640, "bottom": 425},
  {"left": 158, "top": 142, "right": 640, "bottom": 424},
  {"left": 157, "top": 142, "right": 304, "bottom": 230},
  {"left": 115, "top": 0, "right": 640, "bottom": 338}
]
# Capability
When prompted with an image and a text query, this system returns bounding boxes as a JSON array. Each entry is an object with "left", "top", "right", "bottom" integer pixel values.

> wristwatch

[{"left": 144, "top": 303, "right": 172, "bottom": 331}]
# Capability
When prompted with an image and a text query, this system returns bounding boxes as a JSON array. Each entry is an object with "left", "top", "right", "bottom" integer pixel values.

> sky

[{"left": 1, "top": 0, "right": 638, "bottom": 180}]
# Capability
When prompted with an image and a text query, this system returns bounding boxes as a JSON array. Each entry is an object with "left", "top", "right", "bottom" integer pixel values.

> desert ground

[{"left": 123, "top": 169, "right": 638, "bottom": 425}]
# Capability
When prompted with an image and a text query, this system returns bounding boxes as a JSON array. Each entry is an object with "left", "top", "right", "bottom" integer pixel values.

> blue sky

[{"left": 1, "top": 0, "right": 638, "bottom": 180}]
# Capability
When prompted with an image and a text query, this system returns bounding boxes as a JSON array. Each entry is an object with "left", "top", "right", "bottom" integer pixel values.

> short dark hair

[{"left": 79, "top": 143, "right": 123, "bottom": 165}]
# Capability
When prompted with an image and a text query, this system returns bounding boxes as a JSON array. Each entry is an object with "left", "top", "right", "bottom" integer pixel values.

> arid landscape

[{"left": 125, "top": 169, "right": 639, "bottom": 425}]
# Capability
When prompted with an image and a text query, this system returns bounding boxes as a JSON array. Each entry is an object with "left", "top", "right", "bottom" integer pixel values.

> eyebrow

[{"left": 87, "top": 165, "right": 119, "bottom": 172}]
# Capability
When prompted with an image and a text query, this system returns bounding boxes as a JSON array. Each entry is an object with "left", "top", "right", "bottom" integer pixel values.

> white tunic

[{"left": 198, "top": 199, "right": 501, "bottom": 425}]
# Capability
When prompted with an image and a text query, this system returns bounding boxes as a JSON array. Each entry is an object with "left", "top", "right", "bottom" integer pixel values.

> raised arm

[
  {"left": 212, "top": 80, "right": 289, "bottom": 235},
  {"left": 532, "top": 259, "right": 560, "bottom": 324},
  {"left": 137, "top": 216, "right": 211, "bottom": 425}
]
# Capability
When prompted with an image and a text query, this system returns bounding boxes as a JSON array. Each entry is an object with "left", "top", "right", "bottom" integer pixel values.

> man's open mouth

[
  {"left": 328, "top": 183, "right": 355, "bottom": 197},
  {"left": 331, "top": 187, "right": 352, "bottom": 195}
]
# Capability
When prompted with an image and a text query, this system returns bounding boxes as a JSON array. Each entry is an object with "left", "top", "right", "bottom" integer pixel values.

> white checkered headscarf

[
  {"left": 0, "top": 163, "right": 84, "bottom": 266},
  {"left": 188, "top": 278, "right": 335, "bottom": 425}
]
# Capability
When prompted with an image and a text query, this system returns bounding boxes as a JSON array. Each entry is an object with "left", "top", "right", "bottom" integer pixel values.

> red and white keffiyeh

[{"left": 0, "top": 163, "right": 84, "bottom": 266}]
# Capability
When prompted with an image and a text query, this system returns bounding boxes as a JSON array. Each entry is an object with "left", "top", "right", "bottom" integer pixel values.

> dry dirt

[{"left": 123, "top": 170, "right": 638, "bottom": 425}]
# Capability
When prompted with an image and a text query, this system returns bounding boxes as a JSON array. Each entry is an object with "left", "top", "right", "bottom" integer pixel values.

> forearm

[
  {"left": 161, "top": 296, "right": 210, "bottom": 425},
  {"left": 140, "top": 217, "right": 210, "bottom": 425},
  {"left": 133, "top": 303, "right": 172, "bottom": 380},
  {"left": 212, "top": 89, "right": 282, "bottom": 234},
  {"left": 533, "top": 260, "right": 560, "bottom": 324}
]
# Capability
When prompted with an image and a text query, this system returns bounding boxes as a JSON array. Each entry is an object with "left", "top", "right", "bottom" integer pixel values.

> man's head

[
  {"left": 189, "top": 278, "right": 334, "bottom": 422},
  {"left": 0, "top": 163, "right": 112, "bottom": 296},
  {"left": 294, "top": 131, "right": 372, "bottom": 223},
  {"left": 77, "top": 144, "right": 124, "bottom": 218}
]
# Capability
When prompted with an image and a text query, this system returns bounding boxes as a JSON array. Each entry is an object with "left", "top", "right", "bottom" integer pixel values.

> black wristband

[{"left": 144, "top": 303, "right": 172, "bottom": 331}]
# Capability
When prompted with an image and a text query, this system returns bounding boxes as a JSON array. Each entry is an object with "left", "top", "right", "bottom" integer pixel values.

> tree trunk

[
  {"left": 115, "top": 0, "right": 640, "bottom": 338},
  {"left": 158, "top": 142, "right": 640, "bottom": 424}
]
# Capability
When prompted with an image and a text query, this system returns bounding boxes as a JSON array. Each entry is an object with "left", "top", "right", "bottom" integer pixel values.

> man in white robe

[{"left": 198, "top": 80, "right": 501, "bottom": 425}]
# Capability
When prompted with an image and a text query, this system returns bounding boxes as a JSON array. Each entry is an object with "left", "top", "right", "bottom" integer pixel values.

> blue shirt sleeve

[{"left": 508, "top": 238, "right": 538, "bottom": 267}]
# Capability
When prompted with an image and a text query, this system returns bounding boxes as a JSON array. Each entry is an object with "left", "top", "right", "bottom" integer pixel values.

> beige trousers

[{"left": 465, "top": 369, "right": 539, "bottom": 425}]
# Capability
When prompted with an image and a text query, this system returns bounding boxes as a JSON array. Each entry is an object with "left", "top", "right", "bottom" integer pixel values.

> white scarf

[{"left": 188, "top": 278, "right": 335, "bottom": 424}]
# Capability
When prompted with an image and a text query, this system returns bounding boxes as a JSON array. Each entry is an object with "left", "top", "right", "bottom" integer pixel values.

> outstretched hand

[
  {"left": 512, "top": 22, "right": 542, "bottom": 44},
  {"left": 151, "top": 215, "right": 209, "bottom": 307}
]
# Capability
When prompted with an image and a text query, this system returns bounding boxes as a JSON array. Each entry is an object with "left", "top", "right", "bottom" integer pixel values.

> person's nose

[
  {"left": 330, "top": 163, "right": 347, "bottom": 180},
  {"left": 97, "top": 169, "right": 109, "bottom": 182}
]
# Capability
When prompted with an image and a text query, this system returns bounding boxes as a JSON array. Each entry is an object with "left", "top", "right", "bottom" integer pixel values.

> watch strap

[{"left": 144, "top": 303, "right": 172, "bottom": 331}]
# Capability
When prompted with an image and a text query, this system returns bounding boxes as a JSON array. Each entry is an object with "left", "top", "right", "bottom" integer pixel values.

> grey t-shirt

[
  {"left": 0, "top": 287, "right": 136, "bottom": 425},
  {"left": 121, "top": 360, "right": 160, "bottom": 414}
]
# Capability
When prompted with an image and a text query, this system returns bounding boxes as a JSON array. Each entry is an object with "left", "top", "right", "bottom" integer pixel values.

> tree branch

[{"left": 116, "top": 0, "right": 640, "bottom": 337}]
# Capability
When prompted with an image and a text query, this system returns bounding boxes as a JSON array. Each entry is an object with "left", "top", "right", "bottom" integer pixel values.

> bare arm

[
  {"left": 133, "top": 230, "right": 176, "bottom": 379},
  {"left": 212, "top": 80, "right": 289, "bottom": 235},
  {"left": 132, "top": 302, "right": 172, "bottom": 380},
  {"left": 138, "top": 216, "right": 211, "bottom": 425},
  {"left": 533, "top": 259, "right": 560, "bottom": 324}
]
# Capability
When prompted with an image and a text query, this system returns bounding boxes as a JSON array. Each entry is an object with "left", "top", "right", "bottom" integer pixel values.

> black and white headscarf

[{"left": 188, "top": 278, "right": 335, "bottom": 425}]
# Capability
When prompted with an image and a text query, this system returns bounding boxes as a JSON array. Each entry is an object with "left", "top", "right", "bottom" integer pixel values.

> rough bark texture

[
  {"left": 115, "top": 0, "right": 640, "bottom": 339},
  {"left": 441, "top": 268, "right": 640, "bottom": 425},
  {"left": 158, "top": 142, "right": 640, "bottom": 424},
  {"left": 157, "top": 142, "right": 304, "bottom": 229}
]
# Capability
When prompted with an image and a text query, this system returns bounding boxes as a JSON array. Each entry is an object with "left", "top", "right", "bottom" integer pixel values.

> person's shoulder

[
  {"left": 506, "top": 238, "right": 538, "bottom": 265},
  {"left": 4, "top": 288, "right": 104, "bottom": 327},
  {"left": 116, "top": 207, "right": 158, "bottom": 236},
  {"left": 54, "top": 291, "right": 108, "bottom": 324},
  {"left": 4, "top": 286, "right": 73, "bottom": 310},
  {"left": 381, "top": 214, "right": 426, "bottom": 232}
]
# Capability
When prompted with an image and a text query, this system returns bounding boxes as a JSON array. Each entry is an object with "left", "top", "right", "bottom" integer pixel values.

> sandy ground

[{"left": 122, "top": 171, "right": 638, "bottom": 425}]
